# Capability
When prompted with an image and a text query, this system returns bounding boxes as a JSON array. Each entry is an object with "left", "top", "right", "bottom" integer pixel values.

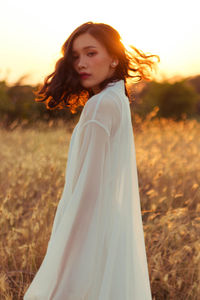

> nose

[{"left": 77, "top": 55, "right": 87, "bottom": 70}]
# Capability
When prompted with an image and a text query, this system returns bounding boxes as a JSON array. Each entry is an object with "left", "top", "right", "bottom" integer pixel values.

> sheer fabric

[{"left": 24, "top": 80, "right": 152, "bottom": 300}]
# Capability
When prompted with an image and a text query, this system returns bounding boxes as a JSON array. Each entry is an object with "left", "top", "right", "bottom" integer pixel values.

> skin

[{"left": 72, "top": 32, "right": 119, "bottom": 94}]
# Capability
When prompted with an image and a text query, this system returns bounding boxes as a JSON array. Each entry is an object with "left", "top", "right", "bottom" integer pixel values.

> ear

[{"left": 111, "top": 57, "right": 119, "bottom": 68}]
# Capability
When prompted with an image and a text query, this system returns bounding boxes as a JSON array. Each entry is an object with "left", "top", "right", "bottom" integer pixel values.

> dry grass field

[{"left": 0, "top": 114, "right": 200, "bottom": 299}]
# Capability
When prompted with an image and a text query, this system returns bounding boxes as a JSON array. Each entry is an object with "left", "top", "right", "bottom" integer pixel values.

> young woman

[{"left": 24, "top": 21, "right": 160, "bottom": 300}]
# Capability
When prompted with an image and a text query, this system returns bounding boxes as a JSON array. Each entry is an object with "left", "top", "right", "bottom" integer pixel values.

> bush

[
  {"left": 0, "top": 81, "right": 79, "bottom": 127},
  {"left": 134, "top": 80, "right": 200, "bottom": 120}
]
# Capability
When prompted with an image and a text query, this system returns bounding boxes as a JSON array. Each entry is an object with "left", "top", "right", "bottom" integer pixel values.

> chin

[{"left": 82, "top": 82, "right": 96, "bottom": 89}]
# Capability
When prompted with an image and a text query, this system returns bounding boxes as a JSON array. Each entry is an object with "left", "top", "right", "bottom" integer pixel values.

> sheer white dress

[{"left": 24, "top": 79, "right": 152, "bottom": 300}]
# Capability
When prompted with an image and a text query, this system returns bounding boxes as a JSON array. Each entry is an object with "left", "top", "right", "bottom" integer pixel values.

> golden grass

[{"left": 0, "top": 115, "right": 200, "bottom": 299}]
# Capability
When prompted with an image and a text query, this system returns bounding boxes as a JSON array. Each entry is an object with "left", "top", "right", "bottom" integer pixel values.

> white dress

[{"left": 24, "top": 79, "right": 152, "bottom": 300}]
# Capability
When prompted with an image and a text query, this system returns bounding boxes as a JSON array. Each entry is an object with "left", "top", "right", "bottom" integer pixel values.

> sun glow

[{"left": 0, "top": 0, "right": 199, "bottom": 85}]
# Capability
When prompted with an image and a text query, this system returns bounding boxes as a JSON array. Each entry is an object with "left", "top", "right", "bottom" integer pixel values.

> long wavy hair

[{"left": 34, "top": 21, "right": 160, "bottom": 113}]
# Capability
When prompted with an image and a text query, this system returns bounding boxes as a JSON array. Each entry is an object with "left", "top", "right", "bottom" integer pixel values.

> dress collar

[
  {"left": 87, "top": 79, "right": 126, "bottom": 102},
  {"left": 106, "top": 79, "right": 126, "bottom": 94}
]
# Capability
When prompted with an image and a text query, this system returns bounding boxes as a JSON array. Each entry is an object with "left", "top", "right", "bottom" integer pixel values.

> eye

[{"left": 87, "top": 52, "right": 96, "bottom": 57}]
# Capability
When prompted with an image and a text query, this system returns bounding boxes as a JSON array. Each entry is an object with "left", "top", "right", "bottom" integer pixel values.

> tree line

[{"left": 0, "top": 74, "right": 200, "bottom": 128}]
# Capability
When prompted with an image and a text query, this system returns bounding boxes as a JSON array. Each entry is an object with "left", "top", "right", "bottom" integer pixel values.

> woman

[{"left": 24, "top": 21, "right": 159, "bottom": 300}]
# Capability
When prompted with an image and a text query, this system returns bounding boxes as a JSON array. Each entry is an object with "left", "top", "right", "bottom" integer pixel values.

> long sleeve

[
  {"left": 24, "top": 120, "right": 111, "bottom": 300},
  {"left": 48, "top": 120, "right": 111, "bottom": 299}
]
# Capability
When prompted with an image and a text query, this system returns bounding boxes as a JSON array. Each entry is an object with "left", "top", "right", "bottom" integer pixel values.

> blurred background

[
  {"left": 0, "top": 0, "right": 200, "bottom": 126},
  {"left": 1, "top": 1, "right": 200, "bottom": 299}
]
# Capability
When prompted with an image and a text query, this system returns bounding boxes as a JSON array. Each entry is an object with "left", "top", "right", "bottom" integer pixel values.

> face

[{"left": 72, "top": 33, "right": 118, "bottom": 94}]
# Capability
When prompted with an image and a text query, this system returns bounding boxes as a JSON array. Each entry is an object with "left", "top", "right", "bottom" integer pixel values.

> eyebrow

[{"left": 72, "top": 46, "right": 97, "bottom": 54}]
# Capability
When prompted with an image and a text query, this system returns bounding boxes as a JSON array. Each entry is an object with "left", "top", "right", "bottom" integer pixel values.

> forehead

[{"left": 72, "top": 33, "right": 103, "bottom": 52}]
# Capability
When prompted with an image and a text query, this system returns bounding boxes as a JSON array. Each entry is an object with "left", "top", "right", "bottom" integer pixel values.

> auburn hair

[{"left": 34, "top": 21, "right": 160, "bottom": 113}]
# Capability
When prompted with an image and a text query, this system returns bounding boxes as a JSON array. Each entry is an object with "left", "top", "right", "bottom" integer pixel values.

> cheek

[{"left": 92, "top": 55, "right": 110, "bottom": 71}]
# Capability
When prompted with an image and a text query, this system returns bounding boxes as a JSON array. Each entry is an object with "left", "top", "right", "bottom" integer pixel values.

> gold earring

[{"left": 111, "top": 62, "right": 117, "bottom": 67}]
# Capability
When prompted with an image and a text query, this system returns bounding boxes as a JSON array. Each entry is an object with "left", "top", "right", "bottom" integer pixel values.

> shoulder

[
  {"left": 80, "top": 88, "right": 121, "bottom": 137},
  {"left": 84, "top": 88, "right": 122, "bottom": 116}
]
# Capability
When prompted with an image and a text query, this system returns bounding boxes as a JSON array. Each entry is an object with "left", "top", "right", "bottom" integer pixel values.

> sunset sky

[{"left": 1, "top": 0, "right": 200, "bottom": 86}]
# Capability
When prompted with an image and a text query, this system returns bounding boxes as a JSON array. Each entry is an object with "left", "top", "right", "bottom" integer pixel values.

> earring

[{"left": 111, "top": 62, "right": 117, "bottom": 67}]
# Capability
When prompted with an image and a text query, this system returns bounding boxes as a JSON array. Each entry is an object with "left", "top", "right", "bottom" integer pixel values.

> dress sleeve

[
  {"left": 26, "top": 96, "right": 118, "bottom": 298},
  {"left": 49, "top": 121, "right": 111, "bottom": 297}
]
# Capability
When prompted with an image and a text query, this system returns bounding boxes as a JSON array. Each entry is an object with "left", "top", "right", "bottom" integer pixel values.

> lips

[{"left": 79, "top": 73, "right": 91, "bottom": 79}]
